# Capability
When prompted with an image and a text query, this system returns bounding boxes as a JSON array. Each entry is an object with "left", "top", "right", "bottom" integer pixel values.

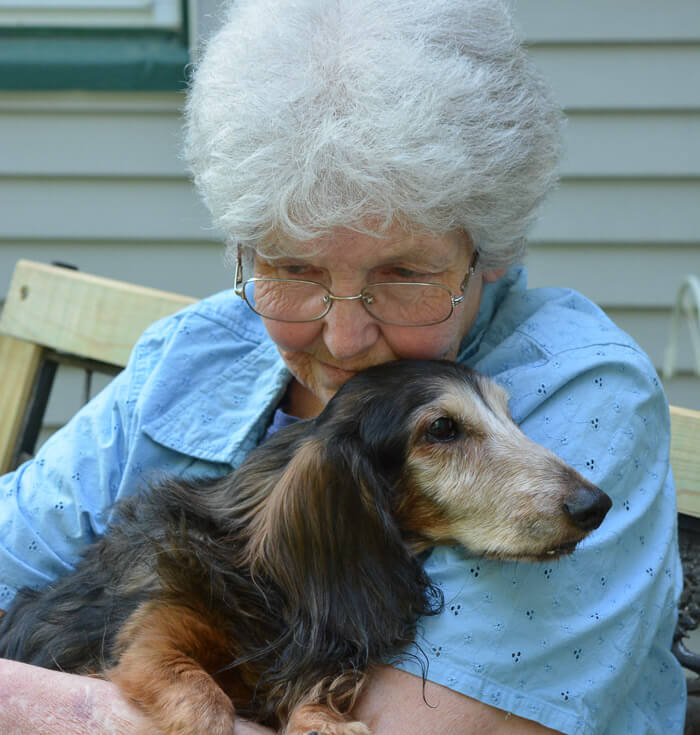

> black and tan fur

[{"left": 0, "top": 360, "right": 611, "bottom": 735}]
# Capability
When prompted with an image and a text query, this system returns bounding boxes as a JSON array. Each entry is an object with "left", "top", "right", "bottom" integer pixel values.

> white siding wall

[
  {"left": 1, "top": 1, "right": 698, "bottom": 445},
  {"left": 517, "top": 0, "right": 700, "bottom": 410}
]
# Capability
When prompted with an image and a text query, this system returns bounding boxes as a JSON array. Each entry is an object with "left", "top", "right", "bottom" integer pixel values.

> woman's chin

[{"left": 283, "top": 355, "right": 375, "bottom": 417}]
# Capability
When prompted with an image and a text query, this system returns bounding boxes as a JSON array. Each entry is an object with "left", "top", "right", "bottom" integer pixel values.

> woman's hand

[{"left": 0, "top": 659, "right": 276, "bottom": 735}]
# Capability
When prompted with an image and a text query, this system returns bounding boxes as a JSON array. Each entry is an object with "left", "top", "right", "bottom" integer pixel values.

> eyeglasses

[{"left": 234, "top": 247, "right": 479, "bottom": 327}]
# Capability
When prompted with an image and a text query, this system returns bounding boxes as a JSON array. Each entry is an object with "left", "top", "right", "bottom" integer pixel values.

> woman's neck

[{"left": 285, "top": 379, "right": 325, "bottom": 419}]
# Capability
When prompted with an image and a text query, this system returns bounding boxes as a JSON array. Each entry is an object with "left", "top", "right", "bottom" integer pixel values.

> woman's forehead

[{"left": 257, "top": 225, "right": 470, "bottom": 266}]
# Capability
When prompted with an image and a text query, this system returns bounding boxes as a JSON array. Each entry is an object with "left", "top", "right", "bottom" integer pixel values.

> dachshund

[{"left": 0, "top": 360, "right": 611, "bottom": 735}]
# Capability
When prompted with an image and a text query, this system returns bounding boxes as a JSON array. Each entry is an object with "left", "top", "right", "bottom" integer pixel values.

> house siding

[{"left": 1, "top": 1, "right": 698, "bottom": 444}]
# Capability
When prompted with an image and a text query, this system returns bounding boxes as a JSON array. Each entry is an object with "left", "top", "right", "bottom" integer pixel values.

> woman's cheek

[
  {"left": 382, "top": 323, "right": 463, "bottom": 361},
  {"left": 262, "top": 319, "right": 321, "bottom": 351},
  {"left": 385, "top": 281, "right": 483, "bottom": 360}
]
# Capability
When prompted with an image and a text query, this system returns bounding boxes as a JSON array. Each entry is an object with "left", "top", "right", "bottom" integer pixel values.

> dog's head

[{"left": 316, "top": 359, "right": 612, "bottom": 561}]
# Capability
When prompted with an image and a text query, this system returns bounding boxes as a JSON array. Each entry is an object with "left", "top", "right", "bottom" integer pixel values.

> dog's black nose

[{"left": 563, "top": 486, "right": 612, "bottom": 531}]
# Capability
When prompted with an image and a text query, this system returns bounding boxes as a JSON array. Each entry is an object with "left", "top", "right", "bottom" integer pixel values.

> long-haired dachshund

[{"left": 0, "top": 360, "right": 611, "bottom": 735}]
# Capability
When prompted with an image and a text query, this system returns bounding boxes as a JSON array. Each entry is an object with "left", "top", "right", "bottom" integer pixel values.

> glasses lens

[
  {"left": 363, "top": 283, "right": 453, "bottom": 326},
  {"left": 243, "top": 279, "right": 329, "bottom": 321}
]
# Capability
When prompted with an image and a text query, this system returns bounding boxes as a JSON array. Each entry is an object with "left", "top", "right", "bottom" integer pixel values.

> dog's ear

[{"left": 245, "top": 436, "right": 438, "bottom": 665}]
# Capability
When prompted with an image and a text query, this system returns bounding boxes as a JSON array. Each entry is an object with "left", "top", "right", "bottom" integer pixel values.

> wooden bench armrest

[
  {"left": 0, "top": 260, "right": 196, "bottom": 368},
  {"left": 0, "top": 260, "right": 197, "bottom": 474},
  {"left": 672, "top": 405, "right": 700, "bottom": 518}
]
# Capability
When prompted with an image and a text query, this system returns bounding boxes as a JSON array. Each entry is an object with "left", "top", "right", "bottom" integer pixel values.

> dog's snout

[{"left": 563, "top": 486, "right": 612, "bottom": 532}]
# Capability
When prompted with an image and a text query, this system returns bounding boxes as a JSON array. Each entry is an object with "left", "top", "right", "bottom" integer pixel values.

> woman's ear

[{"left": 482, "top": 267, "right": 507, "bottom": 283}]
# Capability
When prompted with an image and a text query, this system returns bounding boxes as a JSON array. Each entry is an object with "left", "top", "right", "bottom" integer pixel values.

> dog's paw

[
  {"left": 300, "top": 723, "right": 371, "bottom": 735},
  {"left": 151, "top": 681, "right": 236, "bottom": 735}
]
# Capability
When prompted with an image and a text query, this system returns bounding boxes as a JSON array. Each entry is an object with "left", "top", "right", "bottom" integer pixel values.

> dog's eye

[{"left": 426, "top": 417, "right": 458, "bottom": 443}]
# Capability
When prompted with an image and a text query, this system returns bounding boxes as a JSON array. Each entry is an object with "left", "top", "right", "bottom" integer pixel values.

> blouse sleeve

[{"left": 0, "top": 316, "right": 181, "bottom": 608}]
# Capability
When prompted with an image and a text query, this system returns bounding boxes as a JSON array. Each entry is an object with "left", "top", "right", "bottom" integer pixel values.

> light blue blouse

[{"left": 0, "top": 267, "right": 685, "bottom": 734}]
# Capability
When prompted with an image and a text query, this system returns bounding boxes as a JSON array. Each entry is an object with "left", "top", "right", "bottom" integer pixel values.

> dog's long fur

[{"left": 0, "top": 360, "right": 611, "bottom": 735}]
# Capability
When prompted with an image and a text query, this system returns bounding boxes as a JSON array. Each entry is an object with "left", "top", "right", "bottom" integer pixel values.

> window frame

[
  {"left": 0, "top": 0, "right": 182, "bottom": 30},
  {"left": 0, "top": 0, "right": 189, "bottom": 92}
]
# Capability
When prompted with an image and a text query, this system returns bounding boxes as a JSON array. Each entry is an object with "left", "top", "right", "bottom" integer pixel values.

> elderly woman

[{"left": 0, "top": 0, "right": 685, "bottom": 733}]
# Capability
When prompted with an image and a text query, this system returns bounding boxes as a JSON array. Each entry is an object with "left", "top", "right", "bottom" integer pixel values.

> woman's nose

[{"left": 321, "top": 296, "right": 381, "bottom": 360}]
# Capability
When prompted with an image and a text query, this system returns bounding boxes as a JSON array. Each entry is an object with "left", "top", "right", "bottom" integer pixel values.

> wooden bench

[
  {"left": 0, "top": 260, "right": 195, "bottom": 474},
  {"left": 675, "top": 405, "right": 700, "bottom": 520}
]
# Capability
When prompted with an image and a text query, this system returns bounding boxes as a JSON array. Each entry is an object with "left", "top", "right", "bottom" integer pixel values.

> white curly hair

[{"left": 184, "top": 0, "right": 563, "bottom": 269}]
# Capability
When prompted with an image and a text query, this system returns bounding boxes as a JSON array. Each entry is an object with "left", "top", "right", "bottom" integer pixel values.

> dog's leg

[
  {"left": 108, "top": 601, "right": 235, "bottom": 735},
  {"left": 285, "top": 677, "right": 370, "bottom": 735},
  {"left": 285, "top": 703, "right": 371, "bottom": 735}
]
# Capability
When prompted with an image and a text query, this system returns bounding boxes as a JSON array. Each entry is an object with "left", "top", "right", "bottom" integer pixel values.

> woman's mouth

[{"left": 318, "top": 361, "right": 360, "bottom": 381}]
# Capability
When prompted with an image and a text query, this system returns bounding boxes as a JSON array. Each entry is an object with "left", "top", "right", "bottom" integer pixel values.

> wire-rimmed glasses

[{"left": 234, "top": 247, "right": 479, "bottom": 327}]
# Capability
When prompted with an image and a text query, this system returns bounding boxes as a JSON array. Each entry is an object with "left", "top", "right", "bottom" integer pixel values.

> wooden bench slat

[
  {"left": 671, "top": 404, "right": 700, "bottom": 518},
  {"left": 0, "top": 335, "right": 43, "bottom": 475},
  {"left": 0, "top": 260, "right": 196, "bottom": 368}
]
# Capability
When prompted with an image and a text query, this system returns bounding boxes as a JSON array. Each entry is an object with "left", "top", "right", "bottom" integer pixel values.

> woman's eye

[
  {"left": 392, "top": 267, "right": 422, "bottom": 278},
  {"left": 278, "top": 264, "right": 317, "bottom": 278},
  {"left": 426, "top": 417, "right": 459, "bottom": 442},
  {"left": 371, "top": 266, "right": 429, "bottom": 282}
]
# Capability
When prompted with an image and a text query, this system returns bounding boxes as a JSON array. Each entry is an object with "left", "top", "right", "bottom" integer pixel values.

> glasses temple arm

[
  {"left": 234, "top": 246, "right": 244, "bottom": 296},
  {"left": 453, "top": 250, "right": 480, "bottom": 304}
]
